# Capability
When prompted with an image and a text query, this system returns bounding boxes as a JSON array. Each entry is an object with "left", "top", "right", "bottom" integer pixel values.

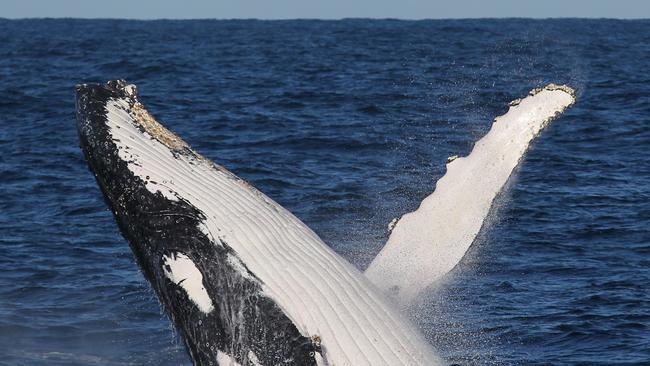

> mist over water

[{"left": 1, "top": 18, "right": 649, "bottom": 365}]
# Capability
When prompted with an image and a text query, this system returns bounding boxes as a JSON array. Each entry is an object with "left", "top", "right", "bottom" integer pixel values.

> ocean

[{"left": 0, "top": 18, "right": 648, "bottom": 365}]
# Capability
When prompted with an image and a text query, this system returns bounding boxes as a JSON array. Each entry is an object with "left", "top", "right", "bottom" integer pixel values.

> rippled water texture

[{"left": 1, "top": 19, "right": 649, "bottom": 365}]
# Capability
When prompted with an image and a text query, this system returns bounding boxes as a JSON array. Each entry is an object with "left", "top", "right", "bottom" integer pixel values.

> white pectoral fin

[{"left": 365, "top": 84, "right": 576, "bottom": 303}]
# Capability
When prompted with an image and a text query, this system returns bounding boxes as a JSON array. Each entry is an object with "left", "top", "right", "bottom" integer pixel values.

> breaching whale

[
  {"left": 75, "top": 81, "right": 442, "bottom": 366},
  {"left": 75, "top": 80, "right": 575, "bottom": 365}
]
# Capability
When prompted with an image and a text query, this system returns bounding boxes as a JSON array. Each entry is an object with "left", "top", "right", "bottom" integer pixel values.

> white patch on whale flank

[
  {"left": 314, "top": 352, "right": 328, "bottom": 366},
  {"left": 216, "top": 351, "right": 243, "bottom": 366},
  {"left": 247, "top": 350, "right": 262, "bottom": 366},
  {"left": 162, "top": 252, "right": 214, "bottom": 314}
]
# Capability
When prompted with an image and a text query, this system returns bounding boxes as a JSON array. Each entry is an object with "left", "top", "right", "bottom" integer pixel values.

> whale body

[{"left": 75, "top": 80, "right": 442, "bottom": 366}]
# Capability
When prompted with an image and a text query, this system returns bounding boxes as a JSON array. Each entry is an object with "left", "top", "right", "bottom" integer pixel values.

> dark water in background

[{"left": 0, "top": 18, "right": 649, "bottom": 365}]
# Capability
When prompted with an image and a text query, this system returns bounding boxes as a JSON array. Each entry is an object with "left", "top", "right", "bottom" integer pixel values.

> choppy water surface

[{"left": 1, "top": 18, "right": 649, "bottom": 365}]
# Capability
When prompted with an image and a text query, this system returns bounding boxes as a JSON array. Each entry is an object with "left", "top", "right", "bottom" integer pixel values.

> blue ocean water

[{"left": 1, "top": 18, "right": 649, "bottom": 365}]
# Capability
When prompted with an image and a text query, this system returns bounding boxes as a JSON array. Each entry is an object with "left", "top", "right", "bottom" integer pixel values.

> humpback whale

[
  {"left": 75, "top": 80, "right": 575, "bottom": 365},
  {"left": 75, "top": 81, "right": 442, "bottom": 366}
]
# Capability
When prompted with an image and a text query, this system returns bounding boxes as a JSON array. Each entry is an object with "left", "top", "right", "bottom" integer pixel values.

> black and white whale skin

[{"left": 75, "top": 81, "right": 441, "bottom": 366}]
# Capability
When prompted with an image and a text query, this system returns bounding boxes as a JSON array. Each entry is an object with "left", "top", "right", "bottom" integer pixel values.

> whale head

[{"left": 75, "top": 80, "right": 321, "bottom": 365}]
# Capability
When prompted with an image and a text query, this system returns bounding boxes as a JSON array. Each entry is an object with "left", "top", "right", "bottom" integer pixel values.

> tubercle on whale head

[
  {"left": 76, "top": 79, "right": 139, "bottom": 101},
  {"left": 76, "top": 80, "right": 189, "bottom": 152}
]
